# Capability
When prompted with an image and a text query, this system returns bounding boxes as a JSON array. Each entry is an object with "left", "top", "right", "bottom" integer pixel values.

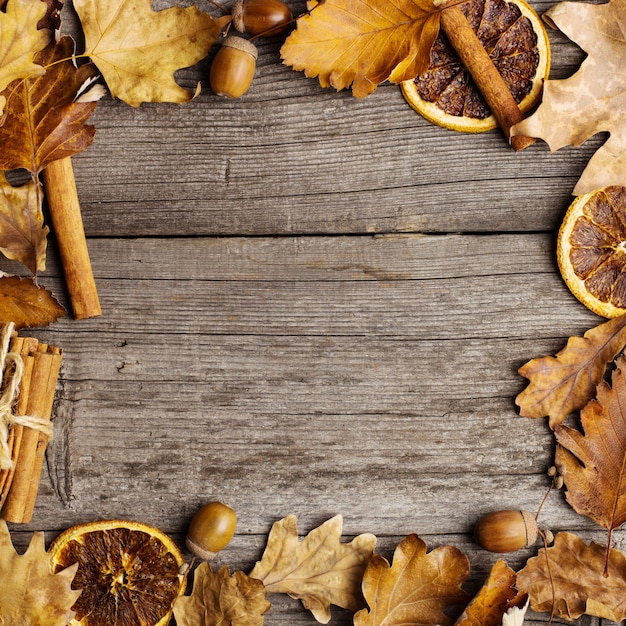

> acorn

[
  {"left": 232, "top": 0, "right": 293, "bottom": 37},
  {"left": 185, "top": 501, "right": 237, "bottom": 560},
  {"left": 474, "top": 510, "right": 539, "bottom": 553},
  {"left": 209, "top": 36, "right": 258, "bottom": 99}
]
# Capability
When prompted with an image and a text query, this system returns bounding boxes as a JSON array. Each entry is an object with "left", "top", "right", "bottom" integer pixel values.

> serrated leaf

[
  {"left": 249, "top": 514, "right": 376, "bottom": 624},
  {"left": 0, "top": 174, "right": 47, "bottom": 274},
  {"left": 281, "top": 0, "right": 441, "bottom": 98},
  {"left": 511, "top": 0, "right": 626, "bottom": 195},
  {"left": 517, "top": 531, "right": 626, "bottom": 621},
  {"left": 516, "top": 314, "right": 626, "bottom": 429},
  {"left": 0, "top": 275, "right": 65, "bottom": 328},
  {"left": 173, "top": 562, "right": 270, "bottom": 626},
  {"left": 454, "top": 560, "right": 525, "bottom": 626},
  {"left": 554, "top": 355, "right": 626, "bottom": 556},
  {"left": 0, "top": 520, "right": 80, "bottom": 626},
  {"left": 0, "top": 0, "right": 51, "bottom": 116},
  {"left": 0, "top": 37, "right": 98, "bottom": 174},
  {"left": 74, "top": 0, "right": 220, "bottom": 106},
  {"left": 354, "top": 534, "right": 470, "bottom": 626}
]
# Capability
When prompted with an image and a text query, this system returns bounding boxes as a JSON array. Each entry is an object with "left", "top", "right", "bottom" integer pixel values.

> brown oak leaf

[
  {"left": 281, "top": 0, "right": 441, "bottom": 98},
  {"left": 517, "top": 531, "right": 626, "bottom": 621},
  {"left": 0, "top": 275, "right": 65, "bottom": 328},
  {"left": 173, "top": 562, "right": 270, "bottom": 626},
  {"left": 354, "top": 534, "right": 470, "bottom": 626},
  {"left": 0, "top": 174, "right": 47, "bottom": 274},
  {"left": 0, "top": 520, "right": 80, "bottom": 626},
  {"left": 511, "top": 0, "right": 626, "bottom": 195},
  {"left": 0, "top": 36, "right": 98, "bottom": 175},
  {"left": 554, "top": 355, "right": 626, "bottom": 564},
  {"left": 516, "top": 314, "right": 626, "bottom": 429},
  {"left": 453, "top": 560, "right": 526, "bottom": 626},
  {"left": 0, "top": 0, "right": 51, "bottom": 116},
  {"left": 249, "top": 514, "right": 376, "bottom": 624},
  {"left": 73, "top": 0, "right": 220, "bottom": 106}
]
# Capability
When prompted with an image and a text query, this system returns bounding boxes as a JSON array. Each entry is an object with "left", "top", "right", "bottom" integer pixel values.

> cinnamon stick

[
  {"left": 439, "top": 2, "right": 535, "bottom": 151},
  {"left": 42, "top": 157, "right": 102, "bottom": 319},
  {"left": 1, "top": 338, "right": 62, "bottom": 523}
]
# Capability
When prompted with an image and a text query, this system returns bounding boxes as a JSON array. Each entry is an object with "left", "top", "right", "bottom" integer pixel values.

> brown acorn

[
  {"left": 209, "top": 36, "right": 258, "bottom": 99},
  {"left": 232, "top": 0, "right": 293, "bottom": 37},
  {"left": 186, "top": 501, "right": 237, "bottom": 560},
  {"left": 474, "top": 510, "right": 539, "bottom": 553}
]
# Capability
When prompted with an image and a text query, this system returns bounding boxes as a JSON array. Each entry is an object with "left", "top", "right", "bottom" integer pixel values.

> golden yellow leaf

[
  {"left": 0, "top": 37, "right": 98, "bottom": 175},
  {"left": 0, "top": 520, "right": 80, "bottom": 626},
  {"left": 0, "top": 0, "right": 51, "bottom": 116},
  {"left": 511, "top": 0, "right": 626, "bottom": 195},
  {"left": 173, "top": 562, "right": 270, "bottom": 626},
  {"left": 453, "top": 560, "right": 525, "bottom": 626},
  {"left": 0, "top": 174, "right": 47, "bottom": 274},
  {"left": 281, "top": 0, "right": 441, "bottom": 98},
  {"left": 74, "top": 0, "right": 220, "bottom": 106},
  {"left": 517, "top": 531, "right": 626, "bottom": 621},
  {"left": 354, "top": 534, "right": 470, "bottom": 626},
  {"left": 249, "top": 514, "right": 376, "bottom": 624},
  {"left": 516, "top": 314, "right": 626, "bottom": 429},
  {"left": 0, "top": 275, "right": 65, "bottom": 328}
]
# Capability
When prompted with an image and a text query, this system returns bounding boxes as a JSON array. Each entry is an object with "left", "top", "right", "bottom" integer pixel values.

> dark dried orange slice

[
  {"left": 557, "top": 187, "right": 626, "bottom": 318},
  {"left": 401, "top": 0, "right": 550, "bottom": 132},
  {"left": 49, "top": 519, "right": 186, "bottom": 626}
]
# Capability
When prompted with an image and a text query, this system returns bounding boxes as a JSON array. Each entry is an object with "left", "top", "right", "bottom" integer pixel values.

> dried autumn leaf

[
  {"left": 73, "top": 0, "right": 220, "bottom": 106},
  {"left": 0, "top": 0, "right": 50, "bottom": 116},
  {"left": 554, "top": 354, "right": 626, "bottom": 558},
  {"left": 281, "top": 0, "right": 441, "bottom": 98},
  {"left": 516, "top": 314, "right": 626, "bottom": 429},
  {"left": 454, "top": 560, "right": 525, "bottom": 626},
  {"left": 0, "top": 174, "right": 47, "bottom": 274},
  {"left": 0, "top": 519, "right": 80, "bottom": 626},
  {"left": 249, "top": 514, "right": 376, "bottom": 624},
  {"left": 0, "top": 37, "right": 98, "bottom": 175},
  {"left": 511, "top": 0, "right": 626, "bottom": 195},
  {"left": 173, "top": 562, "right": 270, "bottom": 626},
  {"left": 0, "top": 275, "right": 65, "bottom": 328},
  {"left": 354, "top": 534, "right": 470, "bottom": 626},
  {"left": 517, "top": 531, "right": 626, "bottom": 621}
]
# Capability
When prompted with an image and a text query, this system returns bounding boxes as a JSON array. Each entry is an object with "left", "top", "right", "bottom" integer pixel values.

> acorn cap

[
  {"left": 521, "top": 509, "right": 539, "bottom": 546},
  {"left": 232, "top": 0, "right": 245, "bottom": 32},
  {"left": 221, "top": 35, "right": 258, "bottom": 60}
]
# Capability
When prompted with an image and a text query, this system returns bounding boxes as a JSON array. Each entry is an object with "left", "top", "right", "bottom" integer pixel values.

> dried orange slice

[
  {"left": 48, "top": 519, "right": 186, "bottom": 626},
  {"left": 557, "top": 187, "right": 626, "bottom": 318},
  {"left": 401, "top": 0, "right": 550, "bottom": 132}
]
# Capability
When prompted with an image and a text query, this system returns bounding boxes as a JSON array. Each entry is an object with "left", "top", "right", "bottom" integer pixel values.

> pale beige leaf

[
  {"left": 249, "top": 514, "right": 376, "bottom": 624},
  {"left": 73, "top": 0, "right": 220, "bottom": 106},
  {"left": 0, "top": 174, "right": 47, "bottom": 274},
  {"left": 0, "top": 520, "right": 80, "bottom": 626},
  {"left": 517, "top": 531, "right": 626, "bottom": 621},
  {"left": 0, "top": 0, "right": 51, "bottom": 115},
  {"left": 511, "top": 0, "right": 626, "bottom": 195},
  {"left": 174, "top": 562, "right": 270, "bottom": 626}
]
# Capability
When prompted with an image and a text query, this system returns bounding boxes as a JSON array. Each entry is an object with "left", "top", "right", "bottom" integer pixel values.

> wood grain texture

[{"left": 2, "top": 1, "right": 619, "bottom": 624}]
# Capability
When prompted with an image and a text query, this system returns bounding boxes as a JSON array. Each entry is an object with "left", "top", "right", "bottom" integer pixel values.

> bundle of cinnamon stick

[{"left": 0, "top": 325, "right": 62, "bottom": 523}]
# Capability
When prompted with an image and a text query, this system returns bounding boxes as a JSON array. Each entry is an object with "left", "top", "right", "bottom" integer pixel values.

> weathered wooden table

[{"left": 3, "top": 1, "right": 616, "bottom": 624}]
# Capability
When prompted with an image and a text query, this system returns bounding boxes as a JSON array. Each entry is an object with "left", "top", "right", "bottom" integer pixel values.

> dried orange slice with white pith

[
  {"left": 401, "top": 0, "right": 550, "bottom": 132},
  {"left": 557, "top": 187, "right": 626, "bottom": 319},
  {"left": 48, "top": 519, "right": 186, "bottom": 626}
]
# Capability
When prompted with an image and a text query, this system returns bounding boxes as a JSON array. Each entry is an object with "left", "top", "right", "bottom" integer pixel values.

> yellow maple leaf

[
  {"left": 512, "top": 0, "right": 626, "bottom": 195},
  {"left": 281, "top": 0, "right": 441, "bottom": 98},
  {"left": 73, "top": 0, "right": 221, "bottom": 106},
  {"left": 0, "top": 520, "right": 80, "bottom": 626},
  {"left": 0, "top": 0, "right": 51, "bottom": 115},
  {"left": 249, "top": 514, "right": 376, "bottom": 624}
]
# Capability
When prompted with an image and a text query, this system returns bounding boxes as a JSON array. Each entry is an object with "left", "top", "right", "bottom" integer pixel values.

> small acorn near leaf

[
  {"left": 232, "top": 0, "right": 293, "bottom": 37},
  {"left": 186, "top": 501, "right": 237, "bottom": 560},
  {"left": 210, "top": 36, "right": 258, "bottom": 99},
  {"left": 474, "top": 510, "right": 539, "bottom": 553}
]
